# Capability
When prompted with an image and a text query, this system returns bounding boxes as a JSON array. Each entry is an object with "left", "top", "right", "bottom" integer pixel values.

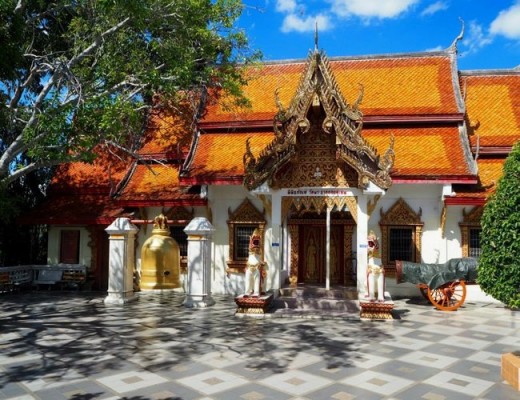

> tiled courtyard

[{"left": 0, "top": 291, "right": 519, "bottom": 399}]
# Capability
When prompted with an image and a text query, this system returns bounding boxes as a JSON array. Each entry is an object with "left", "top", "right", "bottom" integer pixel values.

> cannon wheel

[
  {"left": 418, "top": 284, "right": 430, "bottom": 301},
  {"left": 427, "top": 280, "right": 467, "bottom": 311}
]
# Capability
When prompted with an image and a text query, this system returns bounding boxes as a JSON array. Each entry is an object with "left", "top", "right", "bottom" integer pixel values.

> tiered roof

[
  {"left": 33, "top": 47, "right": 519, "bottom": 224},
  {"left": 447, "top": 70, "right": 520, "bottom": 204}
]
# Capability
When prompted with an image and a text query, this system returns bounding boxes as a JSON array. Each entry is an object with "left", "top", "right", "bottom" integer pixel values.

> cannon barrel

[{"left": 395, "top": 258, "right": 478, "bottom": 290}]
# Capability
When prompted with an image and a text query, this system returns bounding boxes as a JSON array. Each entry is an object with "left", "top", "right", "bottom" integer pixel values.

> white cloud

[
  {"left": 281, "top": 13, "right": 333, "bottom": 33},
  {"left": 330, "top": 0, "right": 419, "bottom": 19},
  {"left": 460, "top": 21, "right": 493, "bottom": 57},
  {"left": 276, "top": 0, "right": 298, "bottom": 13},
  {"left": 420, "top": 1, "right": 448, "bottom": 17},
  {"left": 489, "top": 3, "right": 520, "bottom": 40}
]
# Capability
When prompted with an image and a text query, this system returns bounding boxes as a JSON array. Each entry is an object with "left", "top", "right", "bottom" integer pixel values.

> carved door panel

[{"left": 299, "top": 225, "right": 344, "bottom": 284}]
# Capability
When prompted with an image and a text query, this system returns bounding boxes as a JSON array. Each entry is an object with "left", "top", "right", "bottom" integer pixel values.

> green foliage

[
  {"left": 0, "top": 0, "right": 260, "bottom": 189},
  {"left": 478, "top": 141, "right": 520, "bottom": 309}
]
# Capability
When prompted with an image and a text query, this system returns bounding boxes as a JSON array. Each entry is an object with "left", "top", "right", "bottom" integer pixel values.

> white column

[
  {"left": 270, "top": 190, "right": 282, "bottom": 291},
  {"left": 356, "top": 195, "right": 369, "bottom": 296},
  {"left": 183, "top": 217, "right": 215, "bottom": 308},
  {"left": 325, "top": 205, "right": 331, "bottom": 290},
  {"left": 104, "top": 218, "right": 139, "bottom": 305}
]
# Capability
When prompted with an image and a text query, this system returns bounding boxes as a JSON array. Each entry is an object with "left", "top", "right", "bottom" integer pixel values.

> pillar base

[
  {"left": 104, "top": 291, "right": 137, "bottom": 305},
  {"left": 183, "top": 294, "right": 215, "bottom": 308}
]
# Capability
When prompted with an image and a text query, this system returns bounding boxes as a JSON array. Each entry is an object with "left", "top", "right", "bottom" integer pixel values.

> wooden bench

[{"left": 32, "top": 264, "right": 87, "bottom": 290}]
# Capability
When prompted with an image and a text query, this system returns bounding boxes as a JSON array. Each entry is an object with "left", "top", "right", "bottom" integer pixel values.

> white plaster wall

[
  {"left": 207, "top": 185, "right": 267, "bottom": 295},
  {"left": 47, "top": 225, "right": 91, "bottom": 267},
  {"left": 370, "top": 184, "right": 445, "bottom": 298}
]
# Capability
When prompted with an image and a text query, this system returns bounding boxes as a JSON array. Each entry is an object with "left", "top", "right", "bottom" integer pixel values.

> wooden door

[{"left": 299, "top": 225, "right": 344, "bottom": 284}]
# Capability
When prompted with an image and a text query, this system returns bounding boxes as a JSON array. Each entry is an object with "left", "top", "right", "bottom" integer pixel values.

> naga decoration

[{"left": 243, "top": 49, "right": 394, "bottom": 191}]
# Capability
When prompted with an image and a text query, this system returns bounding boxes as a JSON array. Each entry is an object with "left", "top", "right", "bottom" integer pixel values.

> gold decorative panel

[{"left": 243, "top": 50, "right": 394, "bottom": 191}]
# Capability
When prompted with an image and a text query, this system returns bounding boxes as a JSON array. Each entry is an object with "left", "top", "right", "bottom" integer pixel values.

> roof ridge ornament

[
  {"left": 449, "top": 17, "right": 465, "bottom": 53},
  {"left": 314, "top": 20, "right": 319, "bottom": 52}
]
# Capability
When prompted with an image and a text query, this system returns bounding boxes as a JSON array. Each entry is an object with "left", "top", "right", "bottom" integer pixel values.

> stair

[{"left": 271, "top": 285, "right": 360, "bottom": 319}]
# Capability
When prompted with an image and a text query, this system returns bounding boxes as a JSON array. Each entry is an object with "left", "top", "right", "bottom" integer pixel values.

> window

[
  {"left": 459, "top": 206, "right": 483, "bottom": 259},
  {"left": 389, "top": 227, "right": 413, "bottom": 262},
  {"left": 379, "top": 198, "right": 423, "bottom": 274},
  {"left": 227, "top": 198, "right": 266, "bottom": 273},
  {"left": 170, "top": 226, "right": 188, "bottom": 258},
  {"left": 60, "top": 230, "right": 80, "bottom": 264},
  {"left": 234, "top": 225, "right": 256, "bottom": 260},
  {"left": 469, "top": 228, "right": 482, "bottom": 259}
]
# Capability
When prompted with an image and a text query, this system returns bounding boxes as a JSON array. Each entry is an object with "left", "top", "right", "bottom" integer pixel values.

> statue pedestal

[
  {"left": 359, "top": 292, "right": 394, "bottom": 319},
  {"left": 235, "top": 294, "right": 274, "bottom": 315}
]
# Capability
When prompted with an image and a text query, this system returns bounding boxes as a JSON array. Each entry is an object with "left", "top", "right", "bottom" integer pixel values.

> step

[{"left": 278, "top": 286, "right": 358, "bottom": 300}]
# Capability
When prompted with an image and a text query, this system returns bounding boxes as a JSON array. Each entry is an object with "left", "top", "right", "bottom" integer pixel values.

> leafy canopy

[
  {"left": 477, "top": 141, "right": 520, "bottom": 309},
  {"left": 0, "top": 0, "right": 260, "bottom": 187}
]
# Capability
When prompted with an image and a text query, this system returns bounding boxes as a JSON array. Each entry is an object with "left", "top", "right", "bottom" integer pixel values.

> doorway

[{"left": 298, "top": 224, "right": 344, "bottom": 285}]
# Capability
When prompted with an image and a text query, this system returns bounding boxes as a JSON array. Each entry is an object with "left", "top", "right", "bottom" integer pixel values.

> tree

[
  {"left": 0, "top": 0, "right": 259, "bottom": 190},
  {"left": 477, "top": 141, "right": 520, "bottom": 309}
]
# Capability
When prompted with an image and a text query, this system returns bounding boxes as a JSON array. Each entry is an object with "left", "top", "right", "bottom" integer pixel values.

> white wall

[{"left": 206, "top": 185, "right": 268, "bottom": 295}]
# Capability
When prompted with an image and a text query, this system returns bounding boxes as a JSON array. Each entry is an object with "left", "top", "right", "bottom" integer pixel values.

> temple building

[{"left": 30, "top": 39, "right": 519, "bottom": 297}]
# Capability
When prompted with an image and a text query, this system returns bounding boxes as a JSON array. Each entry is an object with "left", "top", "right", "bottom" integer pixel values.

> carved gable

[
  {"left": 227, "top": 198, "right": 265, "bottom": 223},
  {"left": 243, "top": 50, "right": 394, "bottom": 191},
  {"left": 380, "top": 198, "right": 422, "bottom": 225}
]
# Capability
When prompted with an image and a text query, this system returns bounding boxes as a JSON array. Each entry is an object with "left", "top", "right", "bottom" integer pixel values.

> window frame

[
  {"left": 459, "top": 206, "right": 483, "bottom": 259},
  {"left": 227, "top": 198, "right": 266, "bottom": 273},
  {"left": 379, "top": 198, "right": 423, "bottom": 275}
]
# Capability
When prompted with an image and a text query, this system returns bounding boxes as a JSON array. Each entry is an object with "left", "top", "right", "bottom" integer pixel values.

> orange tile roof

[
  {"left": 462, "top": 73, "right": 520, "bottom": 148},
  {"left": 50, "top": 150, "right": 129, "bottom": 194},
  {"left": 188, "top": 131, "right": 274, "bottom": 179},
  {"left": 139, "top": 105, "right": 194, "bottom": 157},
  {"left": 187, "top": 126, "right": 473, "bottom": 182},
  {"left": 201, "top": 54, "right": 460, "bottom": 124},
  {"left": 452, "top": 157, "right": 505, "bottom": 200},
  {"left": 117, "top": 163, "right": 202, "bottom": 204},
  {"left": 364, "top": 126, "right": 473, "bottom": 178}
]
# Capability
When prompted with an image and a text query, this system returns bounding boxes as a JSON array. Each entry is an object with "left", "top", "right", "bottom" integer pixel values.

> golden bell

[{"left": 140, "top": 214, "right": 180, "bottom": 290}]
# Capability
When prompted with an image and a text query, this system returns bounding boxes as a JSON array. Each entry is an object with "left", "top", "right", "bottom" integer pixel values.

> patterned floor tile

[
  {"left": 341, "top": 370, "right": 414, "bottom": 396},
  {"left": 258, "top": 370, "right": 333, "bottom": 396},
  {"left": 176, "top": 369, "right": 249, "bottom": 395},
  {"left": 398, "top": 350, "right": 458, "bottom": 369},
  {"left": 96, "top": 370, "right": 168, "bottom": 394},
  {"left": 423, "top": 371, "right": 494, "bottom": 397}
]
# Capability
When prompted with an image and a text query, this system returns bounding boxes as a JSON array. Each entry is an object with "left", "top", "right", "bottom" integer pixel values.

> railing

[{"left": 0, "top": 264, "right": 88, "bottom": 293}]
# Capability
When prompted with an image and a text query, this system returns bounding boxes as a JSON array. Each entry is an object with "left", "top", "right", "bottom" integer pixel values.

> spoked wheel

[{"left": 427, "top": 280, "right": 467, "bottom": 311}]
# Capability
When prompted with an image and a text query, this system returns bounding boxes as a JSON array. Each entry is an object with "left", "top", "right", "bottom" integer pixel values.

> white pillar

[
  {"left": 356, "top": 195, "right": 369, "bottom": 295},
  {"left": 270, "top": 190, "right": 282, "bottom": 291},
  {"left": 325, "top": 206, "right": 331, "bottom": 290},
  {"left": 183, "top": 217, "right": 215, "bottom": 308},
  {"left": 104, "top": 218, "right": 139, "bottom": 305}
]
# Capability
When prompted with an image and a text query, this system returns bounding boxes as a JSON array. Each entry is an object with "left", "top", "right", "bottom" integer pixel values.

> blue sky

[{"left": 238, "top": 0, "right": 520, "bottom": 70}]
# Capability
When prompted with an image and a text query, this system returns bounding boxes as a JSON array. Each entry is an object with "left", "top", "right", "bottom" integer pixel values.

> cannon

[{"left": 395, "top": 258, "right": 478, "bottom": 311}]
